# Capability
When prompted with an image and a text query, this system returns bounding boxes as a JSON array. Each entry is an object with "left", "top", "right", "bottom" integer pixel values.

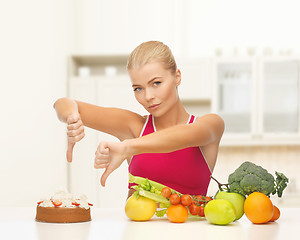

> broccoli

[{"left": 227, "top": 161, "right": 289, "bottom": 197}]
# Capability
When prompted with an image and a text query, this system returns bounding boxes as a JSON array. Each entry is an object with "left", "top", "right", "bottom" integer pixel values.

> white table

[{"left": 0, "top": 207, "right": 299, "bottom": 240}]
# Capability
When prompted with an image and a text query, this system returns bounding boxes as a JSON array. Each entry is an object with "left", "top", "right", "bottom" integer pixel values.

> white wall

[
  {"left": 75, "top": 0, "right": 179, "bottom": 54},
  {"left": 75, "top": 0, "right": 300, "bottom": 57},
  {"left": 185, "top": 0, "right": 300, "bottom": 57},
  {"left": 0, "top": 0, "right": 73, "bottom": 206}
]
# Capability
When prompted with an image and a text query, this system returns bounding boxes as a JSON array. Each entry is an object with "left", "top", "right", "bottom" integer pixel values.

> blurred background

[{"left": 0, "top": 0, "right": 299, "bottom": 208}]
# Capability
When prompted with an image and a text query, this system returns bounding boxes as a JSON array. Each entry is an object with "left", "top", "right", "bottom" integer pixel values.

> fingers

[
  {"left": 94, "top": 142, "right": 109, "bottom": 169},
  {"left": 67, "top": 113, "right": 80, "bottom": 124},
  {"left": 68, "top": 131, "right": 85, "bottom": 144},
  {"left": 67, "top": 120, "right": 83, "bottom": 131},
  {"left": 67, "top": 116, "right": 85, "bottom": 143},
  {"left": 99, "top": 142, "right": 109, "bottom": 154},
  {"left": 94, "top": 142, "right": 112, "bottom": 186},
  {"left": 67, "top": 125, "right": 84, "bottom": 138},
  {"left": 67, "top": 142, "right": 75, "bottom": 162},
  {"left": 65, "top": 113, "right": 83, "bottom": 162},
  {"left": 100, "top": 168, "right": 113, "bottom": 187}
]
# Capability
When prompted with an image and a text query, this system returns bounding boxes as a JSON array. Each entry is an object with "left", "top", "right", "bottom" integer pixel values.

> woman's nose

[{"left": 145, "top": 89, "right": 154, "bottom": 101}]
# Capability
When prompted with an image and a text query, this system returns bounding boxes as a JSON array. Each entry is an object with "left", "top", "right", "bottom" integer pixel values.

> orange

[
  {"left": 167, "top": 204, "right": 188, "bottom": 223},
  {"left": 269, "top": 205, "right": 280, "bottom": 222},
  {"left": 244, "top": 192, "right": 274, "bottom": 224}
]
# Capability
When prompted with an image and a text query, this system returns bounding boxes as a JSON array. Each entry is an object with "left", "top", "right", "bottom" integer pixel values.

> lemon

[{"left": 125, "top": 195, "right": 157, "bottom": 221}]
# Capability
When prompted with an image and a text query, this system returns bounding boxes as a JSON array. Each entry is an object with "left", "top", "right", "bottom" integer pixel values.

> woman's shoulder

[
  {"left": 127, "top": 113, "right": 149, "bottom": 138},
  {"left": 194, "top": 113, "right": 223, "bottom": 122},
  {"left": 194, "top": 113, "right": 225, "bottom": 134}
]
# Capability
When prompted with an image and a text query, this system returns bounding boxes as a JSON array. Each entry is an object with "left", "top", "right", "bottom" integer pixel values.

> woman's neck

[{"left": 153, "top": 100, "right": 189, "bottom": 131}]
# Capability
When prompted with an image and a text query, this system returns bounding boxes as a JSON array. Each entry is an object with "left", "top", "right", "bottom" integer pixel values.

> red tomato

[
  {"left": 88, "top": 203, "right": 93, "bottom": 206},
  {"left": 198, "top": 205, "right": 205, "bottom": 217},
  {"left": 181, "top": 194, "right": 193, "bottom": 206},
  {"left": 189, "top": 203, "right": 200, "bottom": 215},
  {"left": 195, "top": 195, "right": 206, "bottom": 204},
  {"left": 169, "top": 193, "right": 181, "bottom": 205},
  {"left": 161, "top": 187, "right": 172, "bottom": 198}
]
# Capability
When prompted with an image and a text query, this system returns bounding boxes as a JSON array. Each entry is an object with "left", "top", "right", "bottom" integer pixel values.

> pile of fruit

[
  {"left": 161, "top": 189, "right": 212, "bottom": 223},
  {"left": 125, "top": 161, "right": 288, "bottom": 225}
]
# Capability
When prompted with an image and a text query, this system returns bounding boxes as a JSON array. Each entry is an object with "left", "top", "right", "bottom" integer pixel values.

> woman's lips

[{"left": 149, "top": 104, "right": 160, "bottom": 110}]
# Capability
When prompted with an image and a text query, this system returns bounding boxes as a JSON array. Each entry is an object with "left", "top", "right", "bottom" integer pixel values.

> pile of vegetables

[
  {"left": 126, "top": 161, "right": 289, "bottom": 224},
  {"left": 212, "top": 161, "right": 289, "bottom": 198},
  {"left": 128, "top": 173, "right": 212, "bottom": 222}
]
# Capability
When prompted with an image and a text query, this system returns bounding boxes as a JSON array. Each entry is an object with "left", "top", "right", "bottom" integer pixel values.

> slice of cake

[{"left": 35, "top": 189, "right": 92, "bottom": 223}]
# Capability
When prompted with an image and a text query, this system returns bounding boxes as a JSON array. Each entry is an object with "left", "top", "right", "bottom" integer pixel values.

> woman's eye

[
  {"left": 133, "top": 87, "right": 142, "bottom": 92},
  {"left": 153, "top": 81, "right": 161, "bottom": 86}
]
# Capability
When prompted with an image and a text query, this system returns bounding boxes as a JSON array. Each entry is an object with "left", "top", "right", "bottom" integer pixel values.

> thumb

[
  {"left": 67, "top": 142, "right": 75, "bottom": 162},
  {"left": 100, "top": 168, "right": 113, "bottom": 187}
]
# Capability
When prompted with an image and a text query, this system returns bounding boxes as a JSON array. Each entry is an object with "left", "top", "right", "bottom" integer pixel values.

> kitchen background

[{"left": 0, "top": 0, "right": 299, "bottom": 209}]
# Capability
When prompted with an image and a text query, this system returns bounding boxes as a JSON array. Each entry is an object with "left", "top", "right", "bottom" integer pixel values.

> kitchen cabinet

[
  {"left": 213, "top": 57, "right": 300, "bottom": 146},
  {"left": 260, "top": 58, "right": 299, "bottom": 134}
]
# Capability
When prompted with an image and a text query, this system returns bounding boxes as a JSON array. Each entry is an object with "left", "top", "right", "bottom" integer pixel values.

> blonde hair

[{"left": 127, "top": 41, "right": 177, "bottom": 74}]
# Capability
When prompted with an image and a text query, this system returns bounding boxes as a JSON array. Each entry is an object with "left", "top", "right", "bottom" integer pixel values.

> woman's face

[{"left": 129, "top": 61, "right": 181, "bottom": 117}]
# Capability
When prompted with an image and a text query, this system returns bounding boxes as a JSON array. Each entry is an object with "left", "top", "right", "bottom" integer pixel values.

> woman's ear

[{"left": 175, "top": 69, "right": 181, "bottom": 87}]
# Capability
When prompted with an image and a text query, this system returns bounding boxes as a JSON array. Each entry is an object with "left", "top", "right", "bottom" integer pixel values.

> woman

[{"left": 54, "top": 41, "right": 224, "bottom": 198}]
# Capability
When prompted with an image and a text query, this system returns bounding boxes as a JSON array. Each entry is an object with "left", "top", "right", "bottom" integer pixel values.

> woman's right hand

[{"left": 66, "top": 112, "right": 85, "bottom": 162}]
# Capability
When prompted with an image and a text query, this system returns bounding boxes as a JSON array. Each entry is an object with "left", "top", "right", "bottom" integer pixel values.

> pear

[{"left": 215, "top": 191, "right": 245, "bottom": 220}]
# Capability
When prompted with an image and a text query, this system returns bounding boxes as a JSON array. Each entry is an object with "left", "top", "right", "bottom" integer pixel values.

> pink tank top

[{"left": 128, "top": 114, "right": 212, "bottom": 195}]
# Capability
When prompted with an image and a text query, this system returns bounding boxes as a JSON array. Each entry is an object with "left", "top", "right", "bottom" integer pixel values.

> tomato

[
  {"left": 125, "top": 196, "right": 157, "bottom": 221},
  {"left": 205, "top": 196, "right": 213, "bottom": 202},
  {"left": 198, "top": 205, "right": 205, "bottom": 217},
  {"left": 161, "top": 187, "right": 172, "bottom": 198},
  {"left": 181, "top": 194, "right": 192, "bottom": 206},
  {"left": 195, "top": 195, "right": 206, "bottom": 204},
  {"left": 88, "top": 203, "right": 93, "bottom": 206},
  {"left": 167, "top": 204, "right": 189, "bottom": 223},
  {"left": 189, "top": 203, "right": 200, "bottom": 215},
  {"left": 169, "top": 193, "right": 181, "bottom": 205}
]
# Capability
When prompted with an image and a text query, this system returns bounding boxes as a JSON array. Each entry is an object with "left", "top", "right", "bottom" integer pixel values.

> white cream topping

[{"left": 38, "top": 189, "right": 91, "bottom": 209}]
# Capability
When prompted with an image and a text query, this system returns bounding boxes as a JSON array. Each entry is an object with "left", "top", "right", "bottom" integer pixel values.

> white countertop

[{"left": 0, "top": 207, "right": 300, "bottom": 240}]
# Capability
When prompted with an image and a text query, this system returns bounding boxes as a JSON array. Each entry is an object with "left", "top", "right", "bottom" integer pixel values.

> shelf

[
  {"left": 181, "top": 98, "right": 211, "bottom": 105},
  {"left": 69, "top": 54, "right": 129, "bottom": 77},
  {"left": 71, "top": 54, "right": 128, "bottom": 65},
  {"left": 220, "top": 137, "right": 300, "bottom": 147}
]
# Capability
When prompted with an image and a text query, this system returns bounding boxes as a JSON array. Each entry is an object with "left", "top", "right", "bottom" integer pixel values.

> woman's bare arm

[
  {"left": 54, "top": 97, "right": 145, "bottom": 140},
  {"left": 124, "top": 114, "right": 224, "bottom": 155},
  {"left": 96, "top": 114, "right": 224, "bottom": 186},
  {"left": 75, "top": 100, "right": 144, "bottom": 140}
]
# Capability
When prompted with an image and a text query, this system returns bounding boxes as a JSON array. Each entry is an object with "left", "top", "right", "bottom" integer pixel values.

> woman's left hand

[{"left": 94, "top": 141, "right": 129, "bottom": 187}]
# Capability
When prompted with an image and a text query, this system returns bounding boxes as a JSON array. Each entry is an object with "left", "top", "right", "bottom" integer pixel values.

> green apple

[
  {"left": 215, "top": 191, "right": 245, "bottom": 220},
  {"left": 204, "top": 199, "right": 236, "bottom": 225}
]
